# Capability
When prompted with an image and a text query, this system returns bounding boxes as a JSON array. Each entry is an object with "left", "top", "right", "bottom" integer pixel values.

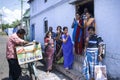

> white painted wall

[
  {"left": 47, "top": 1, "right": 75, "bottom": 36},
  {"left": 30, "top": 0, "right": 75, "bottom": 45},
  {"left": 31, "top": 0, "right": 64, "bottom": 17},
  {"left": 95, "top": 0, "right": 120, "bottom": 78}
]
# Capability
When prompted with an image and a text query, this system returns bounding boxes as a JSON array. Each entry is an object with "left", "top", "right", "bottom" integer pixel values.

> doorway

[
  {"left": 30, "top": 24, "right": 35, "bottom": 41},
  {"left": 76, "top": 0, "right": 94, "bottom": 17}
]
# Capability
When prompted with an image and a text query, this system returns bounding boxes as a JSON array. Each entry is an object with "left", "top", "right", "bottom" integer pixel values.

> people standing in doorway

[
  {"left": 72, "top": 13, "right": 84, "bottom": 55},
  {"left": 62, "top": 27, "right": 74, "bottom": 69},
  {"left": 55, "top": 26, "right": 63, "bottom": 63},
  {"left": 84, "top": 12, "right": 96, "bottom": 39},
  {"left": 6, "top": 29, "right": 28, "bottom": 80},
  {"left": 81, "top": 8, "right": 89, "bottom": 26},
  {"left": 83, "top": 26, "right": 103, "bottom": 80},
  {"left": 44, "top": 31, "right": 54, "bottom": 74}
]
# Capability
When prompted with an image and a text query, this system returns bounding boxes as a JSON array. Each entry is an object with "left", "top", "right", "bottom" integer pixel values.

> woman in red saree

[
  {"left": 44, "top": 31, "right": 54, "bottom": 74},
  {"left": 72, "top": 14, "right": 84, "bottom": 55}
]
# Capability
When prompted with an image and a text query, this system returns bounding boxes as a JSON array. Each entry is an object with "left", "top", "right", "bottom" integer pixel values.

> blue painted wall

[{"left": 95, "top": 0, "right": 120, "bottom": 78}]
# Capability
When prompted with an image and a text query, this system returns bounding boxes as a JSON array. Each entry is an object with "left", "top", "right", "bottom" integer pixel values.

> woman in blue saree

[
  {"left": 62, "top": 27, "right": 74, "bottom": 69},
  {"left": 72, "top": 13, "right": 84, "bottom": 55}
]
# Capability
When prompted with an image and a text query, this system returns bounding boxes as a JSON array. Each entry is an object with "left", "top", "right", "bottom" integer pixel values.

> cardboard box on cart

[{"left": 16, "top": 42, "right": 43, "bottom": 65}]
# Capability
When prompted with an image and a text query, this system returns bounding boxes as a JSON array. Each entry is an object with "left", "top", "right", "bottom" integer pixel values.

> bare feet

[
  {"left": 65, "top": 67, "right": 69, "bottom": 70},
  {"left": 46, "top": 71, "right": 50, "bottom": 75}
]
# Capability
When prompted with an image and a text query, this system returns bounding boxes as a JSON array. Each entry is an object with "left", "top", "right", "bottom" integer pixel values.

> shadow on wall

[{"left": 107, "top": 75, "right": 120, "bottom": 80}]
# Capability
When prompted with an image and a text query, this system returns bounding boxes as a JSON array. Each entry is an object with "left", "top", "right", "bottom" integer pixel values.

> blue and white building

[
  {"left": 28, "top": 0, "right": 120, "bottom": 79},
  {"left": 28, "top": 0, "right": 75, "bottom": 43}
]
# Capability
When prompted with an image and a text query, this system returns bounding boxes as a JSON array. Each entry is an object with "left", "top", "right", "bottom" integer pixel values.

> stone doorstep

[
  {"left": 54, "top": 64, "right": 85, "bottom": 80},
  {"left": 73, "top": 61, "right": 83, "bottom": 73},
  {"left": 74, "top": 54, "right": 85, "bottom": 63}
]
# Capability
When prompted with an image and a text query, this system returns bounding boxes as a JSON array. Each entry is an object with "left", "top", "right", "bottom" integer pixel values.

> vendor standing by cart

[{"left": 6, "top": 29, "right": 28, "bottom": 80}]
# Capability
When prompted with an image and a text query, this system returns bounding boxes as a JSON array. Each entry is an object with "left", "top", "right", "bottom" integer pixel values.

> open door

[{"left": 75, "top": 0, "right": 94, "bottom": 17}]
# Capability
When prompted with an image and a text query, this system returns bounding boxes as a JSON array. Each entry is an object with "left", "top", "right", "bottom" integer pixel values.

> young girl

[{"left": 44, "top": 31, "right": 54, "bottom": 74}]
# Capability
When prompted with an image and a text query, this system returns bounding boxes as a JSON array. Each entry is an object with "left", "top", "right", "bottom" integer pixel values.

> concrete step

[
  {"left": 74, "top": 54, "right": 85, "bottom": 64},
  {"left": 73, "top": 61, "right": 83, "bottom": 73},
  {"left": 54, "top": 64, "right": 85, "bottom": 80}
]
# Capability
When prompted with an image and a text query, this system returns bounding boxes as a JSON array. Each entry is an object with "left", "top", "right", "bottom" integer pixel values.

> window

[
  {"left": 44, "top": 0, "right": 47, "bottom": 3},
  {"left": 44, "top": 20, "right": 48, "bottom": 33}
]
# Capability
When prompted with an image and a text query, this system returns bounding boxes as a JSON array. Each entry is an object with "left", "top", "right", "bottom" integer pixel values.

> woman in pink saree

[{"left": 44, "top": 31, "right": 54, "bottom": 74}]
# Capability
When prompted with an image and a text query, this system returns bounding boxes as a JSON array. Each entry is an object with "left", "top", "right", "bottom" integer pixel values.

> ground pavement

[{"left": 0, "top": 35, "right": 71, "bottom": 80}]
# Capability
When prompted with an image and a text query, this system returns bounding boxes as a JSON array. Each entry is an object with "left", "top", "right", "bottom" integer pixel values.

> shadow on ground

[
  {"left": 1, "top": 77, "right": 9, "bottom": 80},
  {"left": 2, "top": 75, "right": 31, "bottom": 80}
]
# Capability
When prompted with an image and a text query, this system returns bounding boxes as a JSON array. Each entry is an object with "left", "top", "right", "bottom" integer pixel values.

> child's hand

[
  {"left": 98, "top": 55, "right": 103, "bottom": 62},
  {"left": 66, "top": 33, "right": 69, "bottom": 36},
  {"left": 51, "top": 44, "right": 54, "bottom": 47}
]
